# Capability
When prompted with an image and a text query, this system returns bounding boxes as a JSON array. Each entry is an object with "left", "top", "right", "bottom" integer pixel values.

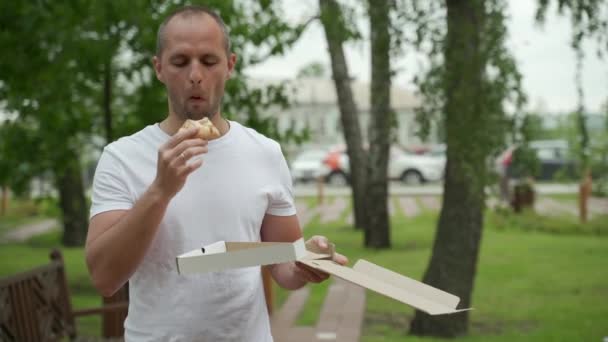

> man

[{"left": 85, "top": 5, "right": 347, "bottom": 341}]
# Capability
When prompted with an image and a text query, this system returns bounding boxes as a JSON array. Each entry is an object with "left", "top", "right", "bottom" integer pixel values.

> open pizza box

[{"left": 176, "top": 238, "right": 471, "bottom": 315}]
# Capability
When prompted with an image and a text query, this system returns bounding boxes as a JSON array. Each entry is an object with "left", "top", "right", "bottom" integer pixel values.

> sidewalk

[
  {"left": 271, "top": 278, "right": 365, "bottom": 342},
  {"left": 0, "top": 218, "right": 58, "bottom": 243},
  {"left": 294, "top": 182, "right": 580, "bottom": 197}
]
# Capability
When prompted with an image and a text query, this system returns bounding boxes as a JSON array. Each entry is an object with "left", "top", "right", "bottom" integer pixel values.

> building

[{"left": 251, "top": 77, "right": 433, "bottom": 153}]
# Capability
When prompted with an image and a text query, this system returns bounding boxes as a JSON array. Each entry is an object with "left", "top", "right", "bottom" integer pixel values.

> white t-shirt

[{"left": 90, "top": 120, "right": 296, "bottom": 342}]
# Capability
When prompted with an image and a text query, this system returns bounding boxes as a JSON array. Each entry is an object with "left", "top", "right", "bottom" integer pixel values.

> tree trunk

[
  {"left": 574, "top": 47, "right": 591, "bottom": 223},
  {"left": 410, "top": 0, "right": 486, "bottom": 336},
  {"left": 579, "top": 169, "right": 592, "bottom": 222},
  {"left": 1, "top": 186, "right": 7, "bottom": 216},
  {"left": 319, "top": 0, "right": 368, "bottom": 230},
  {"left": 104, "top": 60, "right": 113, "bottom": 143},
  {"left": 55, "top": 151, "right": 89, "bottom": 247},
  {"left": 365, "top": 0, "right": 391, "bottom": 248}
]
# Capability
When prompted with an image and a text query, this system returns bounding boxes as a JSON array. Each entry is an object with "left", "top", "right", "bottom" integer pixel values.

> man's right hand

[{"left": 151, "top": 127, "right": 208, "bottom": 198}]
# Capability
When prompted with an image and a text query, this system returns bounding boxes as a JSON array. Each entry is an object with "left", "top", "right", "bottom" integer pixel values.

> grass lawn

[
  {"left": 274, "top": 196, "right": 608, "bottom": 341},
  {"left": 1, "top": 195, "right": 606, "bottom": 340}
]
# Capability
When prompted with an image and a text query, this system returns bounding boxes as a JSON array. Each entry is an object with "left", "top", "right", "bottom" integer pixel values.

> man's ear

[
  {"left": 227, "top": 53, "right": 237, "bottom": 79},
  {"left": 153, "top": 55, "right": 164, "bottom": 83}
]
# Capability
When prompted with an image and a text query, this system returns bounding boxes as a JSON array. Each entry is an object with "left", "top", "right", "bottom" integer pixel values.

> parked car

[
  {"left": 316, "top": 144, "right": 446, "bottom": 186},
  {"left": 388, "top": 145, "right": 446, "bottom": 184},
  {"left": 499, "top": 139, "right": 577, "bottom": 181},
  {"left": 290, "top": 148, "right": 328, "bottom": 183}
]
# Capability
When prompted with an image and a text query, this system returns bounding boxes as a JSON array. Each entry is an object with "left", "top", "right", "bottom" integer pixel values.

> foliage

[
  {"left": 535, "top": 0, "right": 608, "bottom": 53},
  {"left": 489, "top": 205, "right": 608, "bottom": 235},
  {"left": 536, "top": 0, "right": 608, "bottom": 176},
  {"left": 510, "top": 145, "right": 541, "bottom": 179},
  {"left": 296, "top": 61, "right": 328, "bottom": 78},
  {"left": 404, "top": 0, "right": 526, "bottom": 160},
  {"left": 0, "top": 0, "right": 311, "bottom": 194},
  {"left": 0, "top": 1, "right": 312, "bottom": 245}
]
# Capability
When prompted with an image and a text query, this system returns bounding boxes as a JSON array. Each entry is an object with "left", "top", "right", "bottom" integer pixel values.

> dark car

[{"left": 501, "top": 140, "right": 577, "bottom": 181}]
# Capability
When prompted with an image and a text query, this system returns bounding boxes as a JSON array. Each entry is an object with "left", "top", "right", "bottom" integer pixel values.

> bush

[
  {"left": 592, "top": 177, "right": 608, "bottom": 197},
  {"left": 488, "top": 207, "right": 607, "bottom": 236},
  {"left": 34, "top": 196, "right": 61, "bottom": 217}
]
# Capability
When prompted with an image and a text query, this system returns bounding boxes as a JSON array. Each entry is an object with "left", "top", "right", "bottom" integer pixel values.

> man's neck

[{"left": 160, "top": 114, "right": 230, "bottom": 137}]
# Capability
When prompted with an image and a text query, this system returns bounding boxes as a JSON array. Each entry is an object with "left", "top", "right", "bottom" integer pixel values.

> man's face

[{"left": 153, "top": 14, "right": 236, "bottom": 121}]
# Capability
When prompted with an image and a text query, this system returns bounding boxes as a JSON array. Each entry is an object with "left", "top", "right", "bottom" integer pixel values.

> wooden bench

[
  {"left": 0, "top": 249, "right": 128, "bottom": 341},
  {"left": 0, "top": 247, "right": 281, "bottom": 341}
]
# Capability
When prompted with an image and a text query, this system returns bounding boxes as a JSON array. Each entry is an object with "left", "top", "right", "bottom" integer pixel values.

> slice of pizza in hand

[{"left": 179, "top": 117, "right": 221, "bottom": 140}]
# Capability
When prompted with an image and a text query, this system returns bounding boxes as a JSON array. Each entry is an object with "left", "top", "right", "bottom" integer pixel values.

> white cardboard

[
  {"left": 299, "top": 258, "right": 470, "bottom": 315},
  {"left": 176, "top": 239, "right": 307, "bottom": 274},
  {"left": 175, "top": 239, "right": 471, "bottom": 315}
]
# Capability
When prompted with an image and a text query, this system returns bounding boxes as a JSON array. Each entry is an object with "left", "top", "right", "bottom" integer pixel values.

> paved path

[
  {"left": 419, "top": 196, "right": 441, "bottom": 211},
  {"left": 589, "top": 197, "right": 608, "bottom": 216},
  {"left": 398, "top": 197, "right": 420, "bottom": 217},
  {"left": 535, "top": 197, "right": 579, "bottom": 217},
  {"left": 297, "top": 200, "right": 319, "bottom": 229},
  {"left": 345, "top": 198, "right": 395, "bottom": 225},
  {"left": 0, "top": 219, "right": 58, "bottom": 243},
  {"left": 294, "top": 183, "right": 579, "bottom": 197},
  {"left": 319, "top": 197, "right": 348, "bottom": 224},
  {"left": 271, "top": 278, "right": 365, "bottom": 342}
]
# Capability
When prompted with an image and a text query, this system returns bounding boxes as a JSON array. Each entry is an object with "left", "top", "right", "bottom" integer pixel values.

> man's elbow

[{"left": 86, "top": 251, "right": 122, "bottom": 297}]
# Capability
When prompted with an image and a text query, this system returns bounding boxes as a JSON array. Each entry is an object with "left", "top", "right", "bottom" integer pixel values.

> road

[{"left": 293, "top": 182, "right": 579, "bottom": 197}]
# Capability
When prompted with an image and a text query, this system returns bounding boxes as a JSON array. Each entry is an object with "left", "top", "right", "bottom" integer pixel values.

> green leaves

[
  {"left": 536, "top": 0, "right": 608, "bottom": 54},
  {"left": 0, "top": 1, "right": 310, "bottom": 195}
]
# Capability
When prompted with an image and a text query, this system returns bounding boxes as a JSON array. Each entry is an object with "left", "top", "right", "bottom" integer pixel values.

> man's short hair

[{"left": 155, "top": 5, "right": 231, "bottom": 57}]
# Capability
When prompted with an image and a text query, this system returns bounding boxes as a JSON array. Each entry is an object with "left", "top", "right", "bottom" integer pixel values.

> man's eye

[
  {"left": 172, "top": 60, "right": 187, "bottom": 67},
  {"left": 203, "top": 60, "right": 218, "bottom": 66}
]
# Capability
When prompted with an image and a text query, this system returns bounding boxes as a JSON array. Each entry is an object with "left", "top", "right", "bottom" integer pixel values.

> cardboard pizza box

[{"left": 176, "top": 238, "right": 471, "bottom": 315}]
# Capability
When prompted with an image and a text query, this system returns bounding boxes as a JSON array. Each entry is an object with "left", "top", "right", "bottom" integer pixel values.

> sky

[{"left": 246, "top": 0, "right": 607, "bottom": 114}]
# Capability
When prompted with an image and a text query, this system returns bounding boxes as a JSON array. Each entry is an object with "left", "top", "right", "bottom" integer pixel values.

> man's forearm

[
  {"left": 86, "top": 186, "right": 170, "bottom": 296},
  {"left": 270, "top": 262, "right": 307, "bottom": 290}
]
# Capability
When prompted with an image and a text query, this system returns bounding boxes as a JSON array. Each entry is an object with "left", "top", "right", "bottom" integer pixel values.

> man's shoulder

[
  {"left": 233, "top": 121, "right": 281, "bottom": 152},
  {"left": 235, "top": 122, "right": 280, "bottom": 149},
  {"left": 104, "top": 124, "right": 160, "bottom": 156}
]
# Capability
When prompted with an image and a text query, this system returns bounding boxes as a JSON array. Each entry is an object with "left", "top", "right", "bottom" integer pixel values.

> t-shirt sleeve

[
  {"left": 89, "top": 148, "right": 134, "bottom": 219},
  {"left": 266, "top": 143, "right": 297, "bottom": 216}
]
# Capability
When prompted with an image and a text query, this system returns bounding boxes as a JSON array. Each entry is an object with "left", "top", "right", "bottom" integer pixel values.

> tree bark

[
  {"left": 365, "top": 0, "right": 392, "bottom": 248},
  {"left": 410, "top": 0, "right": 486, "bottom": 336},
  {"left": 1, "top": 186, "right": 7, "bottom": 216},
  {"left": 319, "top": 0, "right": 368, "bottom": 230},
  {"left": 56, "top": 151, "right": 89, "bottom": 247},
  {"left": 574, "top": 47, "right": 591, "bottom": 223}
]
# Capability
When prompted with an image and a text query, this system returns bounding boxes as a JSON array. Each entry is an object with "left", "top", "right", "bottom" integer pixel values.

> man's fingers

[
  {"left": 333, "top": 252, "right": 348, "bottom": 266},
  {"left": 311, "top": 235, "right": 329, "bottom": 249},
  {"left": 164, "top": 127, "right": 199, "bottom": 149},
  {"left": 170, "top": 146, "right": 208, "bottom": 168},
  {"left": 170, "top": 138, "right": 207, "bottom": 161},
  {"left": 178, "top": 158, "right": 204, "bottom": 177},
  {"left": 295, "top": 262, "right": 328, "bottom": 283}
]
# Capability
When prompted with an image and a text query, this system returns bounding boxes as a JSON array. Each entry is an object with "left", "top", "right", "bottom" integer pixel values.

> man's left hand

[{"left": 294, "top": 235, "right": 348, "bottom": 284}]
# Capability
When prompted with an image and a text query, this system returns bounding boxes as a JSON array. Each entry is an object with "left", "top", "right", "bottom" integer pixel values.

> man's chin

[{"left": 185, "top": 110, "right": 213, "bottom": 121}]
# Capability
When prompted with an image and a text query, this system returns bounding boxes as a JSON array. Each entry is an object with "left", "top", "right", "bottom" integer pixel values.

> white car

[
  {"left": 386, "top": 145, "right": 445, "bottom": 184},
  {"left": 289, "top": 149, "right": 328, "bottom": 183},
  {"left": 335, "top": 145, "right": 445, "bottom": 185}
]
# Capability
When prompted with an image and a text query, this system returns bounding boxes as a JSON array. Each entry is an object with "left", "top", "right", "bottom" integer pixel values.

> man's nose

[{"left": 189, "top": 62, "right": 205, "bottom": 84}]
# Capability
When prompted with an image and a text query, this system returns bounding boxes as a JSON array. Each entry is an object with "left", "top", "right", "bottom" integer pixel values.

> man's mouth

[{"left": 189, "top": 96, "right": 205, "bottom": 103}]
